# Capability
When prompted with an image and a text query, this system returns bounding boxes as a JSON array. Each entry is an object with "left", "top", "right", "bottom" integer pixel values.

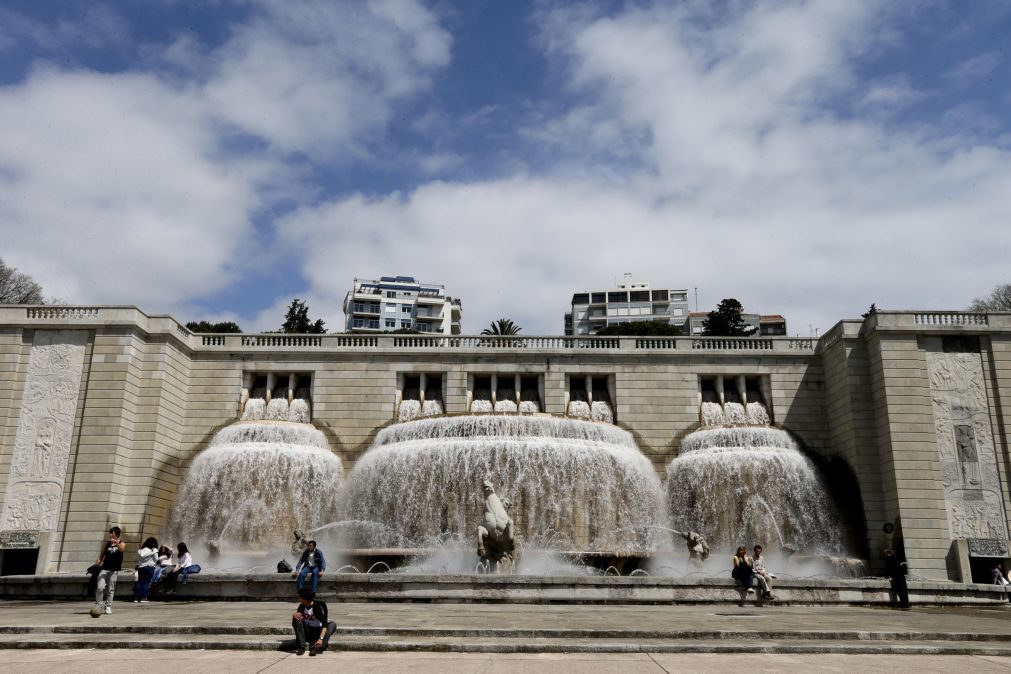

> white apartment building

[
  {"left": 565, "top": 275, "right": 691, "bottom": 335},
  {"left": 343, "top": 276, "right": 462, "bottom": 334}
]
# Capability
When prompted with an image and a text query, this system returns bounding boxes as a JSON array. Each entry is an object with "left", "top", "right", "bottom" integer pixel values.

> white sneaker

[
  {"left": 747, "top": 588, "right": 755, "bottom": 594},
  {"left": 104, "top": 606, "right": 112, "bottom": 614}
]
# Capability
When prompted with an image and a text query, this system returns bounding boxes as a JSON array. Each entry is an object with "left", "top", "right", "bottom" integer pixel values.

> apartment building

[
  {"left": 684, "top": 312, "right": 788, "bottom": 336},
  {"left": 343, "top": 276, "right": 462, "bottom": 334},
  {"left": 565, "top": 276, "right": 691, "bottom": 335}
]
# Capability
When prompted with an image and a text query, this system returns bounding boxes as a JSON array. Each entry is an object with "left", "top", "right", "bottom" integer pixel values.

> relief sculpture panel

[
  {"left": 925, "top": 338, "right": 1008, "bottom": 553},
  {"left": 1, "top": 331, "right": 87, "bottom": 531}
]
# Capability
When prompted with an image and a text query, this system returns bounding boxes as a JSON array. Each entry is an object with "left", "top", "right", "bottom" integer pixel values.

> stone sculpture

[
  {"left": 291, "top": 529, "right": 308, "bottom": 556},
  {"left": 675, "top": 530, "right": 710, "bottom": 569},
  {"left": 477, "top": 479, "right": 515, "bottom": 574}
]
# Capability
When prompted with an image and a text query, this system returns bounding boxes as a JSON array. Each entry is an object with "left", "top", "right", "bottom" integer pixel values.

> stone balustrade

[{"left": 4, "top": 305, "right": 1011, "bottom": 354}]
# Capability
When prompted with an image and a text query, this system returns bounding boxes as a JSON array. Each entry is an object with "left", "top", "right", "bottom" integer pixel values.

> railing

[
  {"left": 25, "top": 306, "right": 100, "bottom": 319},
  {"left": 635, "top": 338, "right": 677, "bottom": 350},
  {"left": 240, "top": 335, "right": 322, "bottom": 347},
  {"left": 201, "top": 335, "right": 226, "bottom": 346},
  {"left": 691, "top": 338, "right": 773, "bottom": 350},
  {"left": 789, "top": 339, "right": 814, "bottom": 350},
  {"left": 331, "top": 335, "right": 378, "bottom": 347},
  {"left": 913, "top": 312, "right": 988, "bottom": 326}
]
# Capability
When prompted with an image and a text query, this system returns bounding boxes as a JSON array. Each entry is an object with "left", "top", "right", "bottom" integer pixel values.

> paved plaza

[
  {"left": 0, "top": 599, "right": 1008, "bottom": 673},
  {"left": 1, "top": 650, "right": 1010, "bottom": 673}
]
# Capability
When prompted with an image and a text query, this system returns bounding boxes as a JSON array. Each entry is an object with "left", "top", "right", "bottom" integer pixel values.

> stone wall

[{"left": 0, "top": 306, "right": 1008, "bottom": 580}]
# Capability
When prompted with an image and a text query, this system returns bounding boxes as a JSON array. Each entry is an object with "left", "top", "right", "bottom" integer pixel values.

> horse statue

[
  {"left": 477, "top": 479, "right": 516, "bottom": 574},
  {"left": 675, "top": 529, "right": 710, "bottom": 569}
]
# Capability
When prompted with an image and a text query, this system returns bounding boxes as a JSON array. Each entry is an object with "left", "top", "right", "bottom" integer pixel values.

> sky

[{"left": 0, "top": 0, "right": 1009, "bottom": 336}]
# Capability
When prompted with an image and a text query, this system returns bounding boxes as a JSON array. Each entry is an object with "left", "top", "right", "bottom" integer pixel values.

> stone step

[
  {"left": 2, "top": 623, "right": 1011, "bottom": 644},
  {"left": 1, "top": 632, "right": 1011, "bottom": 656}
]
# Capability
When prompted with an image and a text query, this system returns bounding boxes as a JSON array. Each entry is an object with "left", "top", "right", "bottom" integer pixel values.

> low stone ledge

[{"left": 1, "top": 573, "right": 1007, "bottom": 606}]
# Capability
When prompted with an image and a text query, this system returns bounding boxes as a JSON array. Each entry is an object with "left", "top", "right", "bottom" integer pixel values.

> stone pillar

[
  {"left": 736, "top": 375, "right": 747, "bottom": 406},
  {"left": 585, "top": 375, "right": 593, "bottom": 405},
  {"left": 265, "top": 373, "right": 275, "bottom": 402},
  {"left": 419, "top": 373, "right": 427, "bottom": 404},
  {"left": 287, "top": 373, "right": 296, "bottom": 403},
  {"left": 867, "top": 333, "right": 951, "bottom": 580},
  {"left": 715, "top": 376, "right": 725, "bottom": 406}
]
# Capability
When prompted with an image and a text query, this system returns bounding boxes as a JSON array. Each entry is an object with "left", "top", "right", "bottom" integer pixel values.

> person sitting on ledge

[
  {"left": 731, "top": 545, "right": 756, "bottom": 606},
  {"left": 292, "top": 539, "right": 327, "bottom": 592},
  {"left": 752, "top": 544, "right": 775, "bottom": 601},
  {"left": 159, "top": 542, "right": 197, "bottom": 594},
  {"left": 292, "top": 587, "right": 335, "bottom": 656}
]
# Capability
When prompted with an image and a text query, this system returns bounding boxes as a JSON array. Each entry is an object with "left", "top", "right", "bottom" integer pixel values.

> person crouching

[{"left": 292, "top": 587, "right": 336, "bottom": 656}]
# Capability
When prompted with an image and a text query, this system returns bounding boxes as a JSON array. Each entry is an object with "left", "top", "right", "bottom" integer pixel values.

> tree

[
  {"left": 481, "top": 318, "right": 522, "bottom": 336},
  {"left": 595, "top": 321, "right": 682, "bottom": 336},
  {"left": 861, "top": 303, "right": 877, "bottom": 319},
  {"left": 0, "top": 257, "right": 45, "bottom": 304},
  {"left": 969, "top": 284, "right": 1011, "bottom": 312},
  {"left": 186, "top": 320, "right": 242, "bottom": 333},
  {"left": 701, "top": 299, "right": 757, "bottom": 337},
  {"left": 281, "top": 299, "right": 326, "bottom": 334}
]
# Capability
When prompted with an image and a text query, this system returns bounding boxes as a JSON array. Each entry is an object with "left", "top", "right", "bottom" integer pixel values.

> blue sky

[{"left": 1, "top": 0, "right": 1009, "bottom": 334}]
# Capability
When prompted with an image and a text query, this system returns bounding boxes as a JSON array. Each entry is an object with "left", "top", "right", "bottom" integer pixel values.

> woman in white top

[
  {"left": 133, "top": 537, "right": 159, "bottom": 602},
  {"left": 152, "top": 545, "right": 173, "bottom": 584},
  {"left": 160, "top": 542, "right": 194, "bottom": 594}
]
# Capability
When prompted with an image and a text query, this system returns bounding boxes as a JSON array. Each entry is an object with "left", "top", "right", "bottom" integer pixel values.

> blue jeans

[
  {"left": 133, "top": 566, "right": 156, "bottom": 601},
  {"left": 297, "top": 566, "right": 321, "bottom": 592}
]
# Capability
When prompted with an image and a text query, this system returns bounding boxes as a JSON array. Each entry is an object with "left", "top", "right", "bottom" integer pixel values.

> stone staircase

[{"left": 3, "top": 624, "right": 1011, "bottom": 655}]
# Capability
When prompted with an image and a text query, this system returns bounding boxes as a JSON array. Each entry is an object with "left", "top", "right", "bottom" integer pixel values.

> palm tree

[{"left": 481, "top": 318, "right": 522, "bottom": 336}]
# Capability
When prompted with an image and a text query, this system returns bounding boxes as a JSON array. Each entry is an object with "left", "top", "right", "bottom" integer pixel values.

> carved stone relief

[
  {"left": 925, "top": 340, "right": 1008, "bottom": 551},
  {"left": 1, "top": 331, "right": 86, "bottom": 531}
]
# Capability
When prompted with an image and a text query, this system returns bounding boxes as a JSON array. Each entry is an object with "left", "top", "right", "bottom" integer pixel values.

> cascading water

[
  {"left": 169, "top": 402, "right": 343, "bottom": 548},
  {"left": 666, "top": 411, "right": 847, "bottom": 555},
  {"left": 337, "top": 415, "right": 664, "bottom": 553}
]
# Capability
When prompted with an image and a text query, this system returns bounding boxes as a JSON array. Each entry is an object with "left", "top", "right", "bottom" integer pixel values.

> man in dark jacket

[
  {"left": 292, "top": 540, "right": 327, "bottom": 592},
  {"left": 292, "top": 587, "right": 336, "bottom": 656},
  {"left": 884, "top": 548, "right": 910, "bottom": 608}
]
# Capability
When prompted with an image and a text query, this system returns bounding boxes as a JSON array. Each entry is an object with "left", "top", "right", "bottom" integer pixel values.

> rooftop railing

[{"left": 5, "top": 306, "right": 1011, "bottom": 354}]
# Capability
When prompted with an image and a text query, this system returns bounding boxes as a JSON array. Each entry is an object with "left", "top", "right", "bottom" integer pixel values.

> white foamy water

[
  {"left": 518, "top": 400, "right": 540, "bottom": 414},
  {"left": 340, "top": 415, "right": 665, "bottom": 552},
  {"left": 422, "top": 400, "right": 444, "bottom": 417},
  {"left": 471, "top": 399, "right": 493, "bottom": 413},
  {"left": 591, "top": 401, "right": 614, "bottom": 424},
  {"left": 567, "top": 400, "right": 590, "bottom": 419},
  {"left": 288, "top": 398, "right": 311, "bottom": 423},
  {"left": 700, "top": 402, "right": 724, "bottom": 426},
  {"left": 241, "top": 398, "right": 266, "bottom": 421},
  {"left": 723, "top": 402, "right": 746, "bottom": 424},
  {"left": 169, "top": 420, "right": 343, "bottom": 548},
  {"left": 746, "top": 402, "right": 770, "bottom": 425},
  {"left": 667, "top": 425, "right": 846, "bottom": 555},
  {"left": 399, "top": 399, "right": 421, "bottom": 422},
  {"left": 265, "top": 397, "right": 289, "bottom": 421},
  {"left": 494, "top": 399, "right": 518, "bottom": 413}
]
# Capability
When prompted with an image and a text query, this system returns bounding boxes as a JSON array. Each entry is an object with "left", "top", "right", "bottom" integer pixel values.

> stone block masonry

[{"left": 0, "top": 306, "right": 1008, "bottom": 582}]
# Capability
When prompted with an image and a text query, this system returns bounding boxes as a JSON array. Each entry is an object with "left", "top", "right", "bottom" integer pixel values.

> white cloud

[
  {"left": 275, "top": 1, "right": 1011, "bottom": 335},
  {"left": 0, "top": 0, "right": 451, "bottom": 313}
]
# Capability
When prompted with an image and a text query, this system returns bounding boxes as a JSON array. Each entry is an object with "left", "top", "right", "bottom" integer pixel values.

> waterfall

[
  {"left": 169, "top": 418, "right": 343, "bottom": 548},
  {"left": 667, "top": 406, "right": 847, "bottom": 555},
  {"left": 338, "top": 415, "right": 665, "bottom": 552}
]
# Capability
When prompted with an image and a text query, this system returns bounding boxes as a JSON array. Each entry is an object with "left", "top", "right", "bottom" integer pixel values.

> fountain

[
  {"left": 335, "top": 415, "right": 665, "bottom": 557},
  {"left": 169, "top": 399, "right": 343, "bottom": 548},
  {"left": 665, "top": 410, "right": 847, "bottom": 556}
]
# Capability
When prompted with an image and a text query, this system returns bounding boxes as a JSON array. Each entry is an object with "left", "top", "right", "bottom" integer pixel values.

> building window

[
  {"left": 652, "top": 290, "right": 668, "bottom": 301},
  {"left": 607, "top": 291, "right": 628, "bottom": 303},
  {"left": 591, "top": 292, "right": 606, "bottom": 304},
  {"left": 671, "top": 293, "right": 687, "bottom": 302},
  {"left": 629, "top": 290, "right": 650, "bottom": 302},
  {"left": 572, "top": 293, "right": 590, "bottom": 305},
  {"left": 386, "top": 291, "right": 396, "bottom": 298},
  {"left": 385, "top": 319, "right": 396, "bottom": 328},
  {"left": 401, "top": 305, "right": 412, "bottom": 313}
]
